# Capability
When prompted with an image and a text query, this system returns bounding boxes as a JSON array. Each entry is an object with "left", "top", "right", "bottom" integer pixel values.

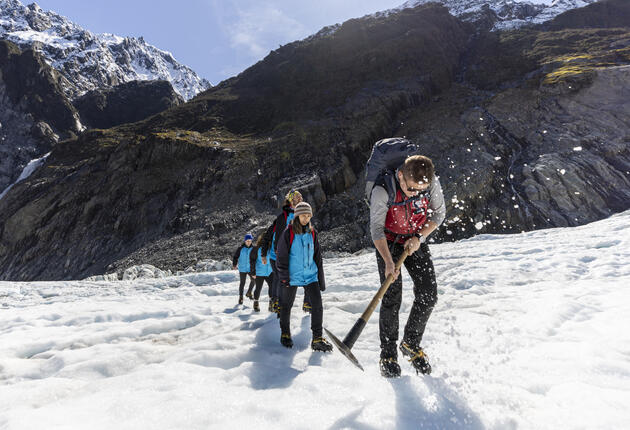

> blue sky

[{"left": 33, "top": 0, "right": 405, "bottom": 85}]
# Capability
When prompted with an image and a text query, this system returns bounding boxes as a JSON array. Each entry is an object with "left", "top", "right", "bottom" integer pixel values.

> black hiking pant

[
  {"left": 253, "top": 275, "right": 273, "bottom": 300},
  {"left": 376, "top": 242, "right": 437, "bottom": 359},
  {"left": 239, "top": 272, "right": 255, "bottom": 297},
  {"left": 270, "top": 259, "right": 279, "bottom": 299},
  {"left": 280, "top": 282, "right": 323, "bottom": 338}
]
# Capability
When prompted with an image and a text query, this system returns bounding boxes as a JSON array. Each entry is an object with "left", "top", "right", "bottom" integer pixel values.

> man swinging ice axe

[{"left": 326, "top": 138, "right": 446, "bottom": 378}]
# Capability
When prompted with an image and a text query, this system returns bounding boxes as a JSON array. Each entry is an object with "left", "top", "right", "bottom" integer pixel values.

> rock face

[
  {"left": 74, "top": 80, "right": 184, "bottom": 129},
  {"left": 0, "top": 0, "right": 211, "bottom": 100},
  {"left": 0, "top": 39, "right": 80, "bottom": 192},
  {"left": 0, "top": 40, "right": 186, "bottom": 198},
  {"left": 1, "top": 0, "right": 629, "bottom": 281}
]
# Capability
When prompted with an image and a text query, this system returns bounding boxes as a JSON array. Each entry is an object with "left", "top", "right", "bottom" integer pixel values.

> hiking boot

[
  {"left": 280, "top": 333, "right": 293, "bottom": 348},
  {"left": 253, "top": 300, "right": 260, "bottom": 312},
  {"left": 245, "top": 290, "right": 253, "bottom": 300},
  {"left": 399, "top": 342, "right": 432, "bottom": 375},
  {"left": 311, "top": 337, "right": 332, "bottom": 352},
  {"left": 302, "top": 301, "right": 312, "bottom": 313},
  {"left": 379, "top": 358, "right": 401, "bottom": 378},
  {"left": 238, "top": 296, "right": 243, "bottom": 305}
]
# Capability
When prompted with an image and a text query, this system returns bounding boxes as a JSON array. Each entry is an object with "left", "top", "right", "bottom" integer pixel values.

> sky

[{"left": 32, "top": 0, "right": 406, "bottom": 85}]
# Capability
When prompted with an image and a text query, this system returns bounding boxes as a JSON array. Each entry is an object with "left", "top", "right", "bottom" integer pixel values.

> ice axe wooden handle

[{"left": 324, "top": 248, "right": 411, "bottom": 371}]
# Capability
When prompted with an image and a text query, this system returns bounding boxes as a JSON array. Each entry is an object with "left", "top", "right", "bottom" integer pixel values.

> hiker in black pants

[
  {"left": 276, "top": 202, "right": 332, "bottom": 352},
  {"left": 232, "top": 234, "right": 255, "bottom": 305},
  {"left": 249, "top": 233, "right": 273, "bottom": 312},
  {"left": 260, "top": 189, "right": 312, "bottom": 315},
  {"left": 369, "top": 154, "right": 446, "bottom": 377}
]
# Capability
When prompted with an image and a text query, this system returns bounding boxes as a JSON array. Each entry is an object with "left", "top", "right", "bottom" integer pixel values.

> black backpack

[{"left": 365, "top": 137, "right": 421, "bottom": 205}]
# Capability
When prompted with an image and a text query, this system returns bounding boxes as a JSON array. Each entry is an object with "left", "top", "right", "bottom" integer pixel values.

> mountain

[
  {"left": 392, "top": 0, "right": 599, "bottom": 29},
  {"left": 1, "top": 0, "right": 629, "bottom": 281},
  {"left": 0, "top": 0, "right": 211, "bottom": 100},
  {"left": 0, "top": 39, "right": 80, "bottom": 192},
  {"left": 0, "top": 39, "right": 184, "bottom": 200}
]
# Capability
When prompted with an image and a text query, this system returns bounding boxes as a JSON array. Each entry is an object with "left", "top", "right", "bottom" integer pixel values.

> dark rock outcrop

[
  {"left": 1, "top": 1, "right": 630, "bottom": 280},
  {"left": 0, "top": 39, "right": 80, "bottom": 191},
  {"left": 74, "top": 80, "right": 184, "bottom": 129},
  {"left": 543, "top": 0, "right": 630, "bottom": 30}
]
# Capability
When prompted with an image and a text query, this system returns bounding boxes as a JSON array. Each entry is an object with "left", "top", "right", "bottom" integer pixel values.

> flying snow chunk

[
  {"left": 573, "top": 146, "right": 583, "bottom": 151},
  {"left": 475, "top": 222, "right": 483, "bottom": 230}
]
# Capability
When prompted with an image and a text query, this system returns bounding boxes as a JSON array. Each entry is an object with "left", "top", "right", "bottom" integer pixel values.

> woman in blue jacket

[
  {"left": 249, "top": 233, "right": 273, "bottom": 312},
  {"left": 232, "top": 234, "right": 254, "bottom": 305},
  {"left": 276, "top": 202, "right": 332, "bottom": 352},
  {"left": 260, "top": 189, "right": 311, "bottom": 315}
]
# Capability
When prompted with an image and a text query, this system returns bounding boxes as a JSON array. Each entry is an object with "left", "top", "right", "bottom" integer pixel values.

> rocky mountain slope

[
  {"left": 74, "top": 80, "right": 183, "bottom": 130},
  {"left": 1, "top": 0, "right": 629, "bottom": 281},
  {"left": 0, "top": 40, "right": 184, "bottom": 197},
  {"left": 0, "top": 0, "right": 211, "bottom": 100},
  {"left": 0, "top": 39, "right": 80, "bottom": 192}
]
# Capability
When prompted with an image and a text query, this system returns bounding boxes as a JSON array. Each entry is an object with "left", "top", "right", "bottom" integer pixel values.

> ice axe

[{"left": 324, "top": 248, "right": 411, "bottom": 371}]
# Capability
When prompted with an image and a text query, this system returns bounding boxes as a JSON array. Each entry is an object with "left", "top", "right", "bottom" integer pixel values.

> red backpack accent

[{"left": 288, "top": 225, "right": 316, "bottom": 248}]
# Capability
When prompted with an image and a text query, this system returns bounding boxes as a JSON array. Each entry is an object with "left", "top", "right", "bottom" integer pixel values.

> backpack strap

[
  {"left": 374, "top": 170, "right": 399, "bottom": 207},
  {"left": 289, "top": 225, "right": 295, "bottom": 248}
]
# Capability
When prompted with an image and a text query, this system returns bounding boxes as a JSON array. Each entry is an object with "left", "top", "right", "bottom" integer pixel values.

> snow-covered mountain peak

[
  {"left": 0, "top": 0, "right": 211, "bottom": 100},
  {"left": 389, "top": 0, "right": 600, "bottom": 29}
]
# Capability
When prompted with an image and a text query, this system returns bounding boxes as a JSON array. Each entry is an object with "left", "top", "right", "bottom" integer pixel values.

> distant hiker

[
  {"left": 276, "top": 202, "right": 332, "bottom": 352},
  {"left": 261, "top": 189, "right": 311, "bottom": 315},
  {"left": 232, "top": 233, "right": 255, "bottom": 305},
  {"left": 249, "top": 233, "right": 273, "bottom": 312},
  {"left": 369, "top": 146, "right": 445, "bottom": 377}
]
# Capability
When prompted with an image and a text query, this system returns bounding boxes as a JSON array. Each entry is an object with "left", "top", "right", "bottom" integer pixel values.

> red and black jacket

[
  {"left": 260, "top": 205, "right": 293, "bottom": 258},
  {"left": 384, "top": 185, "right": 429, "bottom": 244}
]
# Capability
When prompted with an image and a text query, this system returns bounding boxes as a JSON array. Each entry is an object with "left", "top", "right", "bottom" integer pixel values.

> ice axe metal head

[{"left": 324, "top": 327, "right": 364, "bottom": 371}]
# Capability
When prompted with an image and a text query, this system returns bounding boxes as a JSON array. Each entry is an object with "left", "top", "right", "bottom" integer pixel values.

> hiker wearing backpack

[
  {"left": 260, "top": 190, "right": 311, "bottom": 315},
  {"left": 249, "top": 233, "right": 273, "bottom": 312},
  {"left": 367, "top": 138, "right": 446, "bottom": 378},
  {"left": 232, "top": 233, "right": 255, "bottom": 305},
  {"left": 276, "top": 202, "right": 332, "bottom": 352}
]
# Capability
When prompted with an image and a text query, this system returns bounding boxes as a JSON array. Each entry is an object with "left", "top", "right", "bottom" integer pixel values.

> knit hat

[
  {"left": 286, "top": 189, "right": 302, "bottom": 202},
  {"left": 294, "top": 202, "right": 313, "bottom": 217},
  {"left": 244, "top": 234, "right": 254, "bottom": 241}
]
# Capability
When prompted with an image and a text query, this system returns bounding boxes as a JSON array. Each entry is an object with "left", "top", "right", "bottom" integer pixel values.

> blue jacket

[
  {"left": 270, "top": 212, "right": 294, "bottom": 261},
  {"left": 249, "top": 246, "right": 272, "bottom": 277},
  {"left": 232, "top": 243, "right": 253, "bottom": 273},
  {"left": 276, "top": 224, "right": 325, "bottom": 290},
  {"left": 261, "top": 206, "right": 294, "bottom": 261}
]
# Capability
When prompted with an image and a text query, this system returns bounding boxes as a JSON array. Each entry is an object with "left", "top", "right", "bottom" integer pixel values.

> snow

[
  {"left": 0, "top": 152, "right": 50, "bottom": 201},
  {"left": 380, "top": 0, "right": 599, "bottom": 30},
  {"left": 1, "top": 211, "right": 630, "bottom": 428}
]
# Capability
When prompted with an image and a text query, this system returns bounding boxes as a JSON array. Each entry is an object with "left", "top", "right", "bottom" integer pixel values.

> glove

[{"left": 319, "top": 283, "right": 325, "bottom": 292}]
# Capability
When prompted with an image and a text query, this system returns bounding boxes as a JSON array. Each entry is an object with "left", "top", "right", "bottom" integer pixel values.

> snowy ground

[{"left": 1, "top": 212, "right": 630, "bottom": 429}]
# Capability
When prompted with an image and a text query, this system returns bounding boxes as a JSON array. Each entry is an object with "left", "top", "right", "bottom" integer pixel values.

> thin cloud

[{"left": 228, "top": 6, "right": 308, "bottom": 59}]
